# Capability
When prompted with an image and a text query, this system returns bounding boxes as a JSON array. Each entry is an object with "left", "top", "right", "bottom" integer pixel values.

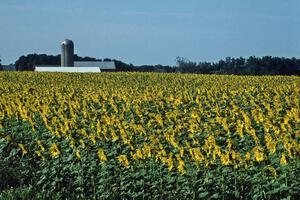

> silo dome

[{"left": 61, "top": 39, "right": 74, "bottom": 67}]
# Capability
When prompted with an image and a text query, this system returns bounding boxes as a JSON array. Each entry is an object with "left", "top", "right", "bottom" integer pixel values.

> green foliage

[
  {"left": 0, "top": 73, "right": 299, "bottom": 199},
  {"left": 1, "top": 123, "right": 300, "bottom": 200},
  {"left": 0, "top": 186, "right": 33, "bottom": 200}
]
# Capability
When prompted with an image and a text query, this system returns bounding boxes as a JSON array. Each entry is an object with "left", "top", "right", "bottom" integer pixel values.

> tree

[
  {"left": 15, "top": 54, "right": 60, "bottom": 71},
  {"left": 113, "top": 60, "right": 135, "bottom": 71},
  {"left": 176, "top": 57, "right": 197, "bottom": 73}
]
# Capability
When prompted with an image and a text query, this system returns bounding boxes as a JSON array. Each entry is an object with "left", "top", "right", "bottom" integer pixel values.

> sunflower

[
  {"left": 50, "top": 143, "right": 60, "bottom": 157},
  {"left": 280, "top": 154, "right": 287, "bottom": 165},
  {"left": 117, "top": 155, "right": 129, "bottom": 167},
  {"left": 98, "top": 148, "right": 107, "bottom": 162},
  {"left": 18, "top": 143, "right": 28, "bottom": 156}
]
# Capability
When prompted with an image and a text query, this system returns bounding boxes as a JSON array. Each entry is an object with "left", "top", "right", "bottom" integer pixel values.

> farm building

[
  {"left": 74, "top": 61, "right": 115, "bottom": 72},
  {"left": 35, "top": 66, "right": 101, "bottom": 73},
  {"left": 35, "top": 39, "right": 115, "bottom": 73}
]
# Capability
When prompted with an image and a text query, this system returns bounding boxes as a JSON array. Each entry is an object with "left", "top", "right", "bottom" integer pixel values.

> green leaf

[
  {"left": 198, "top": 192, "right": 209, "bottom": 198},
  {"left": 212, "top": 193, "right": 220, "bottom": 199}
]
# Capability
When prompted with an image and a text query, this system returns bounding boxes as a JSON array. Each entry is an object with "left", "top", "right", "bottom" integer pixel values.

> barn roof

[
  {"left": 35, "top": 66, "right": 101, "bottom": 73},
  {"left": 74, "top": 61, "right": 115, "bottom": 70}
]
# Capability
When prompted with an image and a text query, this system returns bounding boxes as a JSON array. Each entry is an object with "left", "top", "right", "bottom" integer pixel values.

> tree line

[
  {"left": 174, "top": 56, "right": 300, "bottom": 75},
  {"left": 11, "top": 53, "right": 300, "bottom": 75}
]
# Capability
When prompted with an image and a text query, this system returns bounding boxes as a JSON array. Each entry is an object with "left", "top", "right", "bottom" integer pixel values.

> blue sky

[{"left": 0, "top": 0, "right": 299, "bottom": 65}]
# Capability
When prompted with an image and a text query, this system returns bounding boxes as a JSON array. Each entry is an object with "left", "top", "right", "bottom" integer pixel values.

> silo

[{"left": 61, "top": 39, "right": 74, "bottom": 67}]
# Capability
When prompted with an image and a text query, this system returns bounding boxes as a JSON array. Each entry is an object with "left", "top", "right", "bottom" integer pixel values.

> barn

[
  {"left": 74, "top": 61, "right": 115, "bottom": 72},
  {"left": 35, "top": 66, "right": 101, "bottom": 73}
]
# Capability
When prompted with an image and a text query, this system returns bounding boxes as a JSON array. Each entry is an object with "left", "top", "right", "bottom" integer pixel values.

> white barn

[{"left": 35, "top": 66, "right": 101, "bottom": 73}]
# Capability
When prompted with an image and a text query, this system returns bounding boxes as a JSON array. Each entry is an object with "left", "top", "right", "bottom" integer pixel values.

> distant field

[{"left": 0, "top": 72, "right": 299, "bottom": 199}]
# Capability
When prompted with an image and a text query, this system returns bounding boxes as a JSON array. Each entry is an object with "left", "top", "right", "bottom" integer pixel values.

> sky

[{"left": 0, "top": 0, "right": 299, "bottom": 66}]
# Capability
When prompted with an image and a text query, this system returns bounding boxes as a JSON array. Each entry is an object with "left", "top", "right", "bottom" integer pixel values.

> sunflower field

[{"left": 0, "top": 72, "right": 299, "bottom": 199}]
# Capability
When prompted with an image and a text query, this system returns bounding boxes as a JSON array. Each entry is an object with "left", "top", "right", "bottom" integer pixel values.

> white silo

[{"left": 61, "top": 39, "right": 74, "bottom": 67}]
